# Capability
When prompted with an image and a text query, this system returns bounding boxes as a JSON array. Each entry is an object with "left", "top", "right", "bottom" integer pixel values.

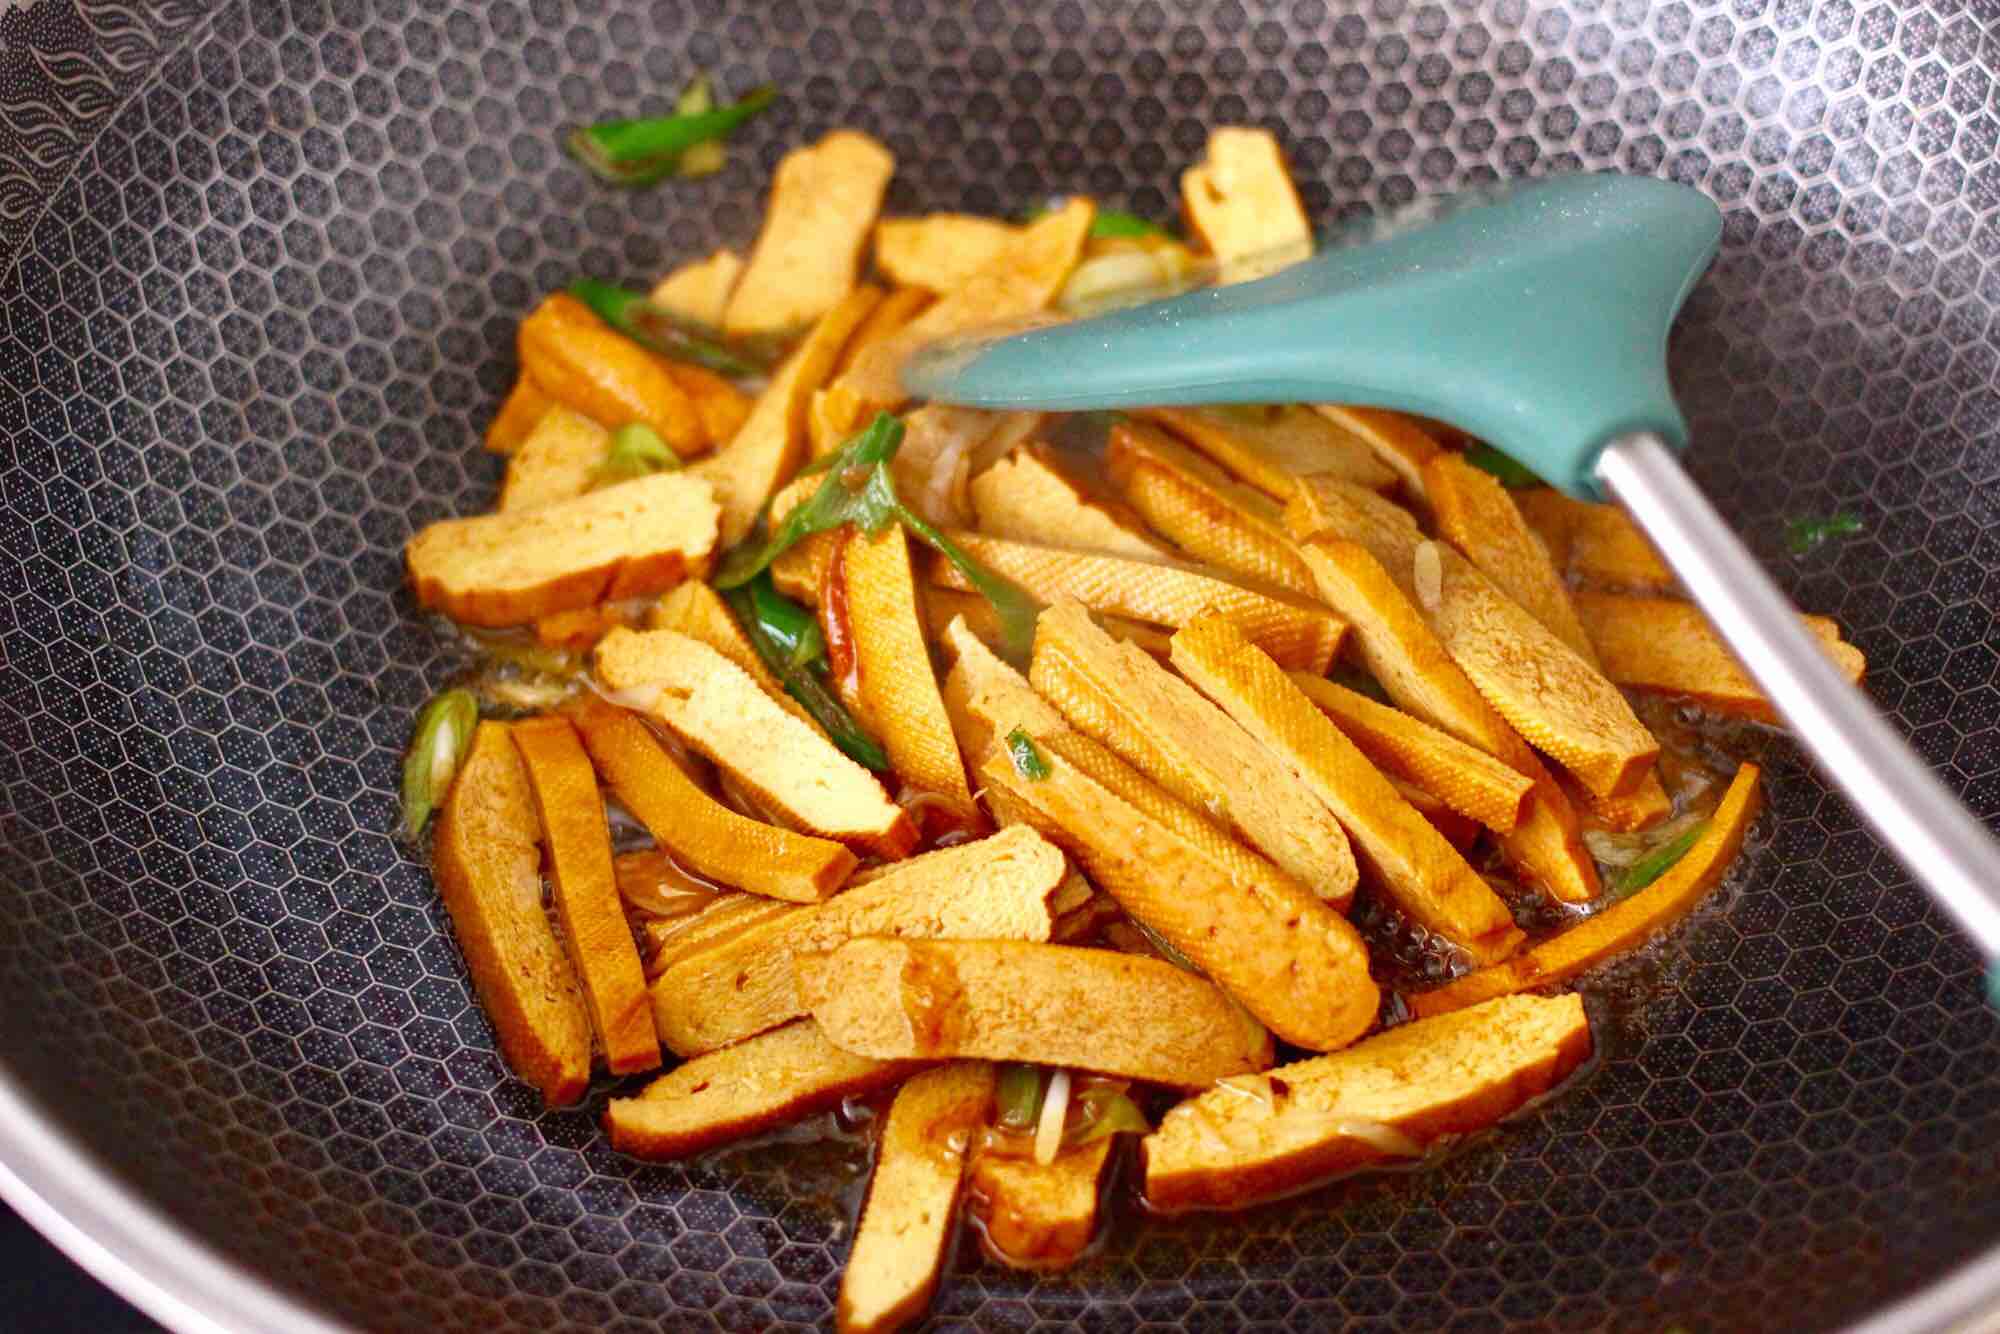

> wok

[{"left": 0, "top": 1, "right": 1996, "bottom": 1329}]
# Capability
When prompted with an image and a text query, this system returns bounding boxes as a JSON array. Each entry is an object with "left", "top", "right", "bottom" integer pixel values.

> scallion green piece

[
  {"left": 567, "top": 277, "right": 769, "bottom": 377},
  {"left": 1785, "top": 511, "right": 1863, "bottom": 556},
  {"left": 1025, "top": 203, "right": 1169, "bottom": 239},
  {"left": 1462, "top": 442, "right": 1540, "bottom": 488},
  {"left": 1064, "top": 1091, "right": 1150, "bottom": 1147},
  {"left": 995, "top": 1063, "right": 1047, "bottom": 1132},
  {"left": 714, "top": 413, "right": 1043, "bottom": 655},
  {"left": 400, "top": 688, "right": 479, "bottom": 841},
  {"left": 593, "top": 422, "right": 679, "bottom": 488},
  {"left": 566, "top": 84, "right": 776, "bottom": 187},
  {"left": 1005, "top": 728, "right": 1049, "bottom": 781},
  {"left": 721, "top": 577, "right": 890, "bottom": 772},
  {"left": 746, "top": 574, "right": 826, "bottom": 671},
  {"left": 1613, "top": 819, "right": 1708, "bottom": 896}
]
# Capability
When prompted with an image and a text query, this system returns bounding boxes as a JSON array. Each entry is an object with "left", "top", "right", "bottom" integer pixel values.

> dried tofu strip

[
  {"left": 1106, "top": 419, "right": 1317, "bottom": 595},
  {"left": 975, "top": 736, "right": 1379, "bottom": 1053},
  {"left": 925, "top": 588, "right": 1171, "bottom": 661},
  {"left": 642, "top": 894, "right": 806, "bottom": 978},
  {"left": 648, "top": 580, "right": 825, "bottom": 736},
  {"left": 1290, "top": 536, "right": 1599, "bottom": 902},
  {"left": 498, "top": 404, "right": 609, "bottom": 513},
  {"left": 1514, "top": 487, "right": 1677, "bottom": 593},
  {"left": 573, "top": 697, "right": 856, "bottom": 903},
  {"left": 594, "top": 628, "right": 916, "bottom": 857},
  {"left": 1573, "top": 770, "right": 1673, "bottom": 834},
  {"left": 487, "top": 375, "right": 553, "bottom": 454},
  {"left": 968, "top": 1136, "right": 1116, "bottom": 1270},
  {"left": 844, "top": 526, "right": 981, "bottom": 825},
  {"left": 971, "top": 443, "right": 1171, "bottom": 560},
  {"left": 1311, "top": 405, "right": 1445, "bottom": 502},
  {"left": 874, "top": 213, "right": 1019, "bottom": 293},
  {"left": 1425, "top": 452, "right": 1598, "bottom": 664},
  {"left": 798, "top": 939, "right": 1272, "bottom": 1088},
  {"left": 511, "top": 715, "right": 660, "bottom": 1075},
  {"left": 1171, "top": 614, "right": 1522, "bottom": 964},
  {"left": 606, "top": 1020, "right": 920, "bottom": 1162},
  {"left": 1423, "top": 540, "right": 1659, "bottom": 800},
  {"left": 1031, "top": 599, "right": 1358, "bottom": 908},
  {"left": 693, "top": 284, "right": 885, "bottom": 546},
  {"left": 646, "top": 825, "right": 1065, "bottom": 1055},
  {"left": 665, "top": 361, "right": 754, "bottom": 447},
  {"left": 1575, "top": 592, "right": 1865, "bottom": 723},
  {"left": 406, "top": 471, "right": 719, "bottom": 627},
  {"left": 1142, "top": 993, "right": 1592, "bottom": 1212},
  {"left": 723, "top": 129, "right": 895, "bottom": 338},
  {"left": 1140, "top": 404, "right": 1396, "bottom": 499},
  {"left": 1412, "top": 763, "right": 1763, "bottom": 1018},
  {"left": 1286, "top": 674, "right": 1532, "bottom": 834},
  {"left": 835, "top": 198, "right": 1095, "bottom": 409},
  {"left": 519, "top": 292, "right": 708, "bottom": 456},
  {"left": 832, "top": 285, "right": 934, "bottom": 378},
  {"left": 1180, "top": 127, "right": 1312, "bottom": 284},
  {"left": 925, "top": 532, "right": 1345, "bottom": 673},
  {"left": 431, "top": 722, "right": 591, "bottom": 1106},
  {"left": 649, "top": 247, "right": 742, "bottom": 329},
  {"left": 838, "top": 1064, "right": 993, "bottom": 1334}
]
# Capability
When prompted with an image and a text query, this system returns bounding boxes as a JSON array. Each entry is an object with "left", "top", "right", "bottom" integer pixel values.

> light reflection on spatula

[{"left": 906, "top": 172, "right": 2000, "bottom": 985}]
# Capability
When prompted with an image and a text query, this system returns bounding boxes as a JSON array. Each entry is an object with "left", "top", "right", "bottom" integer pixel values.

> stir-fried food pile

[{"left": 401, "top": 121, "right": 1866, "bottom": 1333}]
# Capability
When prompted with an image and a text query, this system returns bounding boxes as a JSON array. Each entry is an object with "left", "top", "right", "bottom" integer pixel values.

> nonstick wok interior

[{"left": 0, "top": 1, "right": 1997, "bottom": 1329}]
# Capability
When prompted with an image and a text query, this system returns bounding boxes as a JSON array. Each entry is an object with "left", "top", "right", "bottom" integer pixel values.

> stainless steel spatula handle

[{"left": 1598, "top": 433, "right": 2000, "bottom": 969}]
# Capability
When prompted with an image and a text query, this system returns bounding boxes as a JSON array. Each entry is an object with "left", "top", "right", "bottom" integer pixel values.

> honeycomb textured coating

[{"left": 0, "top": 0, "right": 1997, "bottom": 1329}]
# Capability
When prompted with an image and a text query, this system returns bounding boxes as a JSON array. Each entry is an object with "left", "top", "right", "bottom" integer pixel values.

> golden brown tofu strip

[
  {"left": 1425, "top": 452, "right": 1598, "bottom": 664},
  {"left": 431, "top": 722, "right": 592, "bottom": 1106},
  {"left": 1286, "top": 673, "right": 1532, "bottom": 834},
  {"left": 1574, "top": 592, "right": 1865, "bottom": 723},
  {"left": 649, "top": 247, "right": 742, "bottom": 329},
  {"left": 839, "top": 1064, "right": 994, "bottom": 1334},
  {"left": 887, "top": 404, "right": 1048, "bottom": 529},
  {"left": 1575, "top": 770, "right": 1674, "bottom": 833},
  {"left": 968, "top": 1137, "right": 1116, "bottom": 1271},
  {"left": 572, "top": 696, "right": 856, "bottom": 903},
  {"left": 595, "top": 628, "right": 917, "bottom": 858},
  {"left": 498, "top": 404, "right": 608, "bottom": 513},
  {"left": 1412, "top": 763, "right": 1762, "bottom": 1018},
  {"left": 1106, "top": 419, "right": 1317, "bottom": 595},
  {"left": 519, "top": 292, "right": 709, "bottom": 456},
  {"left": 647, "top": 825, "right": 1066, "bottom": 1055},
  {"left": 693, "top": 284, "right": 885, "bottom": 546},
  {"left": 836, "top": 199, "right": 1096, "bottom": 409},
  {"left": 926, "top": 532, "right": 1345, "bottom": 672},
  {"left": 1514, "top": 487, "right": 1676, "bottom": 593},
  {"left": 1290, "top": 536, "right": 1600, "bottom": 902},
  {"left": 832, "top": 285, "right": 935, "bottom": 378},
  {"left": 1141, "top": 404, "right": 1397, "bottom": 499},
  {"left": 511, "top": 715, "right": 659, "bottom": 1075},
  {"left": 925, "top": 589, "right": 1171, "bottom": 661},
  {"left": 844, "top": 526, "right": 981, "bottom": 826},
  {"left": 1171, "top": 614, "right": 1523, "bottom": 965},
  {"left": 975, "top": 737, "right": 1380, "bottom": 1053},
  {"left": 970, "top": 444, "right": 1171, "bottom": 560},
  {"left": 723, "top": 130, "right": 896, "bottom": 338},
  {"left": 640, "top": 893, "right": 797, "bottom": 978},
  {"left": 798, "top": 939, "right": 1272, "bottom": 1088},
  {"left": 1180, "top": 127, "right": 1312, "bottom": 284},
  {"left": 405, "top": 471, "right": 719, "bottom": 628},
  {"left": 486, "top": 375, "right": 552, "bottom": 454},
  {"left": 873, "top": 213, "right": 1019, "bottom": 292},
  {"left": 1422, "top": 540, "right": 1659, "bottom": 800},
  {"left": 647, "top": 580, "right": 825, "bottom": 736},
  {"left": 1142, "top": 993, "right": 1592, "bottom": 1212},
  {"left": 1031, "top": 599, "right": 1358, "bottom": 908},
  {"left": 1311, "top": 405, "right": 1444, "bottom": 502},
  {"left": 604, "top": 1020, "right": 920, "bottom": 1162}
]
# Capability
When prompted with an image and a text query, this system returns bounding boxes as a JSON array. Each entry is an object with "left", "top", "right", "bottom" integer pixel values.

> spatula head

[{"left": 904, "top": 173, "right": 1722, "bottom": 497}]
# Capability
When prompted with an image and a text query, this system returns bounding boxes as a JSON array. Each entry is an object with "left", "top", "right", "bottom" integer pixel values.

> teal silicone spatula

[{"left": 905, "top": 172, "right": 2000, "bottom": 982}]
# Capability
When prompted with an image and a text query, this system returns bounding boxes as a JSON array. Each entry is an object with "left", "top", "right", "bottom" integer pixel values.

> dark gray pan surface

[{"left": 0, "top": 1, "right": 1996, "bottom": 1329}]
